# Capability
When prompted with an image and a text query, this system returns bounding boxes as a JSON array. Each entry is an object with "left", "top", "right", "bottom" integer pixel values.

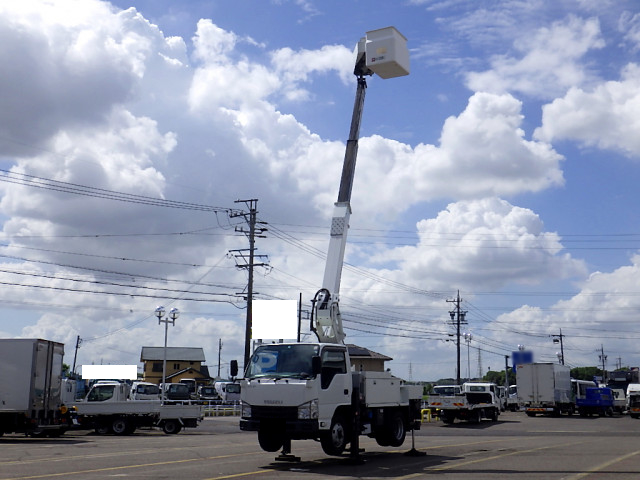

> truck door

[{"left": 318, "top": 347, "right": 351, "bottom": 425}]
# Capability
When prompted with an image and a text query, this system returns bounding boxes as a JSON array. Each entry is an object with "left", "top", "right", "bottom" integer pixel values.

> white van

[{"left": 130, "top": 381, "right": 160, "bottom": 400}]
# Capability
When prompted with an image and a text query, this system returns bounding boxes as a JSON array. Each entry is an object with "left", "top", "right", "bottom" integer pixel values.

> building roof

[
  {"left": 140, "top": 346, "right": 206, "bottom": 362},
  {"left": 166, "top": 366, "right": 212, "bottom": 380},
  {"left": 347, "top": 344, "right": 392, "bottom": 361}
]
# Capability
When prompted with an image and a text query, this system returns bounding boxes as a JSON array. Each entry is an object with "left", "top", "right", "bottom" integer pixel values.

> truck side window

[{"left": 320, "top": 349, "right": 346, "bottom": 389}]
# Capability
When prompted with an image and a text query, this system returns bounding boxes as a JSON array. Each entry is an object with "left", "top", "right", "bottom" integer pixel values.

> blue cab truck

[{"left": 576, "top": 387, "right": 614, "bottom": 417}]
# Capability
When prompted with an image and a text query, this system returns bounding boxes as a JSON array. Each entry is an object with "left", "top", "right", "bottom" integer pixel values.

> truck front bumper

[{"left": 240, "top": 418, "right": 319, "bottom": 438}]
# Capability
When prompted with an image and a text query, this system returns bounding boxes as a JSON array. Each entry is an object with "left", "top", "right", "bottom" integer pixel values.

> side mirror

[
  {"left": 312, "top": 356, "right": 321, "bottom": 376},
  {"left": 230, "top": 360, "right": 238, "bottom": 378}
]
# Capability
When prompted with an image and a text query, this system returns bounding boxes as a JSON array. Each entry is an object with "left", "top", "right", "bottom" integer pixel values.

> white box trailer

[
  {"left": 517, "top": 362, "right": 573, "bottom": 416},
  {"left": 0, "top": 338, "right": 70, "bottom": 436}
]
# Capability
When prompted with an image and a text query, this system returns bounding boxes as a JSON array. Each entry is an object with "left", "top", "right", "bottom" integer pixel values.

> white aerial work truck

[
  {"left": 240, "top": 27, "right": 421, "bottom": 459},
  {"left": 73, "top": 381, "right": 202, "bottom": 434},
  {"left": 517, "top": 362, "right": 573, "bottom": 416},
  {"left": 0, "top": 338, "right": 71, "bottom": 437}
]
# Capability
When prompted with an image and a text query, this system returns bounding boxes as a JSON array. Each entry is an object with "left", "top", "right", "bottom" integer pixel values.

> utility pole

[
  {"left": 217, "top": 339, "right": 222, "bottom": 379},
  {"left": 599, "top": 344, "right": 608, "bottom": 383},
  {"left": 72, "top": 335, "right": 82, "bottom": 376},
  {"left": 447, "top": 290, "right": 467, "bottom": 385},
  {"left": 230, "top": 199, "right": 268, "bottom": 372},
  {"left": 551, "top": 328, "right": 565, "bottom": 365},
  {"left": 504, "top": 355, "right": 510, "bottom": 394}
]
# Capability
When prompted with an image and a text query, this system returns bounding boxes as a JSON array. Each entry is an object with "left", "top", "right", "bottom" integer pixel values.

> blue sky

[{"left": 1, "top": 0, "right": 640, "bottom": 381}]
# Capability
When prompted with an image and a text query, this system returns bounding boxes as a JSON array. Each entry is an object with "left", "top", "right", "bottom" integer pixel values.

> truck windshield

[
  {"left": 245, "top": 344, "right": 319, "bottom": 379},
  {"left": 226, "top": 383, "right": 240, "bottom": 394},
  {"left": 200, "top": 386, "right": 216, "bottom": 395},
  {"left": 433, "top": 386, "right": 460, "bottom": 395},
  {"left": 87, "top": 385, "right": 115, "bottom": 402}
]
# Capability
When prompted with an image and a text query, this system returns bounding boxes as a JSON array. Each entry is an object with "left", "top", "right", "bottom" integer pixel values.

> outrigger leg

[{"left": 275, "top": 438, "right": 300, "bottom": 462}]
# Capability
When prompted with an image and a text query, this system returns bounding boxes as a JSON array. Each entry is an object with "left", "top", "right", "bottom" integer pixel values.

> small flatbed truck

[
  {"left": 437, "top": 382, "right": 500, "bottom": 424},
  {"left": 73, "top": 381, "right": 202, "bottom": 434}
]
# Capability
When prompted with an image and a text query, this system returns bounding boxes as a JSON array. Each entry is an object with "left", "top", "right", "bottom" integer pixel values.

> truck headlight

[
  {"left": 297, "top": 399, "right": 319, "bottom": 420},
  {"left": 241, "top": 402, "right": 252, "bottom": 418}
]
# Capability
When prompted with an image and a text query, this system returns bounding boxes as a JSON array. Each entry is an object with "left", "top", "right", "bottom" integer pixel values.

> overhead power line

[{"left": 0, "top": 169, "right": 240, "bottom": 213}]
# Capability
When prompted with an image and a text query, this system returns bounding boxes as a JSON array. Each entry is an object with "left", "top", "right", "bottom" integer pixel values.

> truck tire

[
  {"left": 386, "top": 412, "right": 406, "bottom": 447},
  {"left": 162, "top": 419, "right": 182, "bottom": 434},
  {"left": 470, "top": 410, "right": 481, "bottom": 424},
  {"left": 441, "top": 412, "right": 455, "bottom": 424},
  {"left": 374, "top": 412, "right": 406, "bottom": 447},
  {"left": 488, "top": 408, "right": 498, "bottom": 422},
  {"left": 257, "top": 430, "right": 284, "bottom": 452},
  {"left": 111, "top": 418, "right": 130, "bottom": 435},
  {"left": 320, "top": 415, "right": 349, "bottom": 456},
  {"left": 95, "top": 423, "right": 111, "bottom": 435}
]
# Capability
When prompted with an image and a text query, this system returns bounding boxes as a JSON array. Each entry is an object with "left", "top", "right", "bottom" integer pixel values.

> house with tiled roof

[
  {"left": 347, "top": 344, "right": 392, "bottom": 372},
  {"left": 140, "top": 346, "right": 211, "bottom": 384}
]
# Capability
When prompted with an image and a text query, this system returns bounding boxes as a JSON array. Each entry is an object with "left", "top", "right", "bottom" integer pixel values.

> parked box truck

[
  {"left": 0, "top": 338, "right": 71, "bottom": 436},
  {"left": 516, "top": 362, "right": 573, "bottom": 416}
]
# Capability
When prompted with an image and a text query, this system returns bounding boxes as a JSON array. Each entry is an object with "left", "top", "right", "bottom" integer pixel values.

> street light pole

[{"left": 155, "top": 305, "right": 179, "bottom": 404}]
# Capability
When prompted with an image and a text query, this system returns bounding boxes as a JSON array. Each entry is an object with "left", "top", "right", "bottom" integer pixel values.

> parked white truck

[
  {"left": 626, "top": 383, "right": 640, "bottom": 418},
  {"left": 517, "top": 363, "right": 573, "bottom": 416},
  {"left": 0, "top": 338, "right": 71, "bottom": 437},
  {"left": 73, "top": 381, "right": 202, "bottom": 434},
  {"left": 433, "top": 382, "right": 500, "bottom": 424},
  {"left": 506, "top": 384, "right": 519, "bottom": 411},
  {"left": 240, "top": 28, "right": 420, "bottom": 459}
]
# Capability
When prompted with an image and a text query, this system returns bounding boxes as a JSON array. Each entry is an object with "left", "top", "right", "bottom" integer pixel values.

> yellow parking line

[
  {"left": 0, "top": 453, "right": 248, "bottom": 480},
  {"left": 563, "top": 449, "right": 640, "bottom": 480},
  {"left": 422, "top": 440, "right": 588, "bottom": 474},
  {"left": 204, "top": 471, "right": 266, "bottom": 480}
]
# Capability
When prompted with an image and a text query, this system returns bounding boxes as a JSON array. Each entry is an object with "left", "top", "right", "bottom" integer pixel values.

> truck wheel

[
  {"left": 441, "top": 412, "right": 455, "bottom": 424},
  {"left": 162, "top": 420, "right": 182, "bottom": 434},
  {"left": 258, "top": 430, "right": 284, "bottom": 452},
  {"left": 489, "top": 409, "right": 498, "bottom": 422},
  {"left": 470, "top": 410, "right": 481, "bottom": 424},
  {"left": 95, "top": 423, "right": 110, "bottom": 435},
  {"left": 111, "top": 418, "right": 130, "bottom": 435},
  {"left": 320, "top": 416, "right": 349, "bottom": 456},
  {"left": 386, "top": 412, "right": 406, "bottom": 447}
]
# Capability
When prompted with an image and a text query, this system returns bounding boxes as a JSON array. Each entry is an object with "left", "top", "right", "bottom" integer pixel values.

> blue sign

[{"left": 512, "top": 350, "right": 534, "bottom": 372}]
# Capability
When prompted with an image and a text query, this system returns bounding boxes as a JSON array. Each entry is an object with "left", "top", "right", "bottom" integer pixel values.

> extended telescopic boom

[{"left": 311, "top": 27, "right": 409, "bottom": 344}]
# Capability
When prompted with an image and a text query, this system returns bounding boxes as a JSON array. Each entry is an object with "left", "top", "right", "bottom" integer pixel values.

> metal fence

[{"left": 202, "top": 404, "right": 240, "bottom": 417}]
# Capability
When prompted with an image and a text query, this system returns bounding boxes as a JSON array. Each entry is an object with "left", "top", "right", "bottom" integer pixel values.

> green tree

[{"left": 570, "top": 366, "right": 602, "bottom": 381}]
